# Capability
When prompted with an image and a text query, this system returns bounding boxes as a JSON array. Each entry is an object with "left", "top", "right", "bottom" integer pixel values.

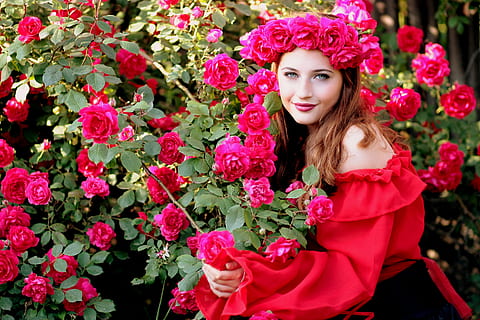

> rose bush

[{"left": 0, "top": 0, "right": 478, "bottom": 319}]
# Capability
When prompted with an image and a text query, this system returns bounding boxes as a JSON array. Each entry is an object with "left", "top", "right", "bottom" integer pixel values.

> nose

[{"left": 296, "top": 78, "right": 312, "bottom": 99}]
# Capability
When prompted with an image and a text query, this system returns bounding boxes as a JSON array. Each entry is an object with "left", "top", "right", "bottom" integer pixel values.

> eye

[
  {"left": 283, "top": 71, "right": 298, "bottom": 79},
  {"left": 314, "top": 73, "right": 330, "bottom": 80}
]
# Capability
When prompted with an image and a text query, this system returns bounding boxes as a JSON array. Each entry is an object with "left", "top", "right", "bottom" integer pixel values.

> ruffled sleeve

[{"left": 195, "top": 148, "right": 427, "bottom": 320}]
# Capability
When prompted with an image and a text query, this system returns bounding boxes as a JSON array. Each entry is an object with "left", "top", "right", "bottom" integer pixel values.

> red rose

[
  {"left": 245, "top": 69, "right": 279, "bottom": 103},
  {"left": 197, "top": 230, "right": 235, "bottom": 263},
  {"left": 397, "top": 25, "right": 424, "bottom": 53},
  {"left": 262, "top": 19, "right": 295, "bottom": 53},
  {"left": 7, "top": 226, "right": 39, "bottom": 255},
  {"left": 158, "top": 131, "right": 185, "bottom": 165},
  {"left": 244, "top": 155, "right": 276, "bottom": 179},
  {"left": 78, "top": 102, "right": 119, "bottom": 143},
  {"left": 239, "top": 26, "right": 279, "bottom": 67},
  {"left": 146, "top": 166, "right": 181, "bottom": 204},
  {"left": 0, "top": 205, "right": 30, "bottom": 238},
  {"left": 238, "top": 103, "right": 271, "bottom": 135},
  {"left": 0, "top": 250, "right": 19, "bottom": 284},
  {"left": 0, "top": 139, "right": 15, "bottom": 168},
  {"left": 18, "top": 16, "right": 44, "bottom": 43},
  {"left": 440, "top": 84, "right": 477, "bottom": 119},
  {"left": 1, "top": 167, "right": 29, "bottom": 204},
  {"left": 22, "top": 273, "right": 54, "bottom": 303},
  {"left": 386, "top": 87, "right": 422, "bottom": 121},
  {"left": 116, "top": 49, "right": 147, "bottom": 79},
  {"left": 361, "top": 47, "right": 383, "bottom": 75},
  {"left": 86, "top": 222, "right": 116, "bottom": 250},
  {"left": 25, "top": 177, "right": 51, "bottom": 205},
  {"left": 153, "top": 204, "right": 189, "bottom": 241},
  {"left": 169, "top": 14, "right": 190, "bottom": 29},
  {"left": 411, "top": 51, "right": 450, "bottom": 87},
  {"left": 289, "top": 14, "right": 322, "bottom": 50},
  {"left": 76, "top": 148, "right": 106, "bottom": 178},
  {"left": 0, "top": 75, "right": 13, "bottom": 98},
  {"left": 243, "top": 177, "right": 275, "bottom": 208},
  {"left": 62, "top": 278, "right": 98, "bottom": 315},
  {"left": 203, "top": 53, "right": 239, "bottom": 91},
  {"left": 306, "top": 195, "right": 334, "bottom": 225},
  {"left": 4, "top": 98, "right": 30, "bottom": 122},
  {"left": 244, "top": 130, "right": 276, "bottom": 153},
  {"left": 438, "top": 142, "right": 464, "bottom": 169},
  {"left": 214, "top": 136, "right": 250, "bottom": 182},
  {"left": 41, "top": 249, "right": 78, "bottom": 284},
  {"left": 81, "top": 177, "right": 110, "bottom": 198},
  {"left": 264, "top": 237, "right": 300, "bottom": 264},
  {"left": 168, "top": 287, "right": 199, "bottom": 315}
]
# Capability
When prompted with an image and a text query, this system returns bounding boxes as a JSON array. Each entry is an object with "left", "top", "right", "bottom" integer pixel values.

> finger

[{"left": 225, "top": 260, "right": 240, "bottom": 270}]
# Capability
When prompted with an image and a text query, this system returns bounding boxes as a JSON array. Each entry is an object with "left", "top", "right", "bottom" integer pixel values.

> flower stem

[{"left": 156, "top": 279, "right": 166, "bottom": 320}]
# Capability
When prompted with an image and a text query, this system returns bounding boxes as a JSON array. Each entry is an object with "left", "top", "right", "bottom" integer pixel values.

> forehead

[{"left": 278, "top": 48, "right": 334, "bottom": 70}]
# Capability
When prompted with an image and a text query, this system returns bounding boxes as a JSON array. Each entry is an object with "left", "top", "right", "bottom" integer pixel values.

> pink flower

[
  {"left": 0, "top": 205, "right": 31, "bottom": 238},
  {"left": 78, "top": 102, "right": 119, "bottom": 143},
  {"left": 361, "top": 46, "right": 383, "bottom": 75},
  {"left": 118, "top": 125, "right": 135, "bottom": 141},
  {"left": 418, "top": 161, "right": 462, "bottom": 193},
  {"left": 168, "top": 287, "right": 199, "bottom": 314},
  {"left": 18, "top": 16, "right": 44, "bottom": 43},
  {"left": 204, "top": 53, "right": 239, "bottom": 91},
  {"left": 170, "top": 14, "right": 190, "bottom": 29},
  {"left": 244, "top": 130, "right": 276, "bottom": 153},
  {"left": 25, "top": 175, "right": 51, "bottom": 205},
  {"left": 386, "top": 87, "right": 422, "bottom": 121},
  {"left": 197, "top": 230, "right": 235, "bottom": 263},
  {"left": 360, "top": 86, "right": 379, "bottom": 113},
  {"left": 146, "top": 166, "right": 181, "bottom": 204},
  {"left": 285, "top": 180, "right": 306, "bottom": 205},
  {"left": 425, "top": 43, "right": 446, "bottom": 59},
  {"left": 41, "top": 139, "right": 52, "bottom": 151},
  {"left": 263, "top": 19, "right": 295, "bottom": 53},
  {"left": 1, "top": 167, "right": 29, "bottom": 204},
  {"left": 238, "top": 103, "right": 271, "bottom": 135},
  {"left": 249, "top": 311, "right": 279, "bottom": 320},
  {"left": 214, "top": 136, "right": 250, "bottom": 182},
  {"left": 116, "top": 49, "right": 147, "bottom": 79},
  {"left": 245, "top": 69, "right": 279, "bottom": 103},
  {"left": 158, "top": 131, "right": 185, "bottom": 165},
  {"left": 397, "top": 25, "right": 424, "bottom": 53},
  {"left": 264, "top": 237, "right": 300, "bottom": 264},
  {"left": 22, "top": 273, "right": 54, "bottom": 303},
  {"left": 439, "top": 142, "right": 464, "bottom": 169},
  {"left": 0, "top": 250, "right": 19, "bottom": 284},
  {"left": 153, "top": 204, "right": 189, "bottom": 241},
  {"left": 157, "top": 0, "right": 179, "bottom": 9},
  {"left": 411, "top": 44, "right": 450, "bottom": 87},
  {"left": 440, "top": 84, "right": 477, "bottom": 119},
  {"left": 244, "top": 153, "right": 277, "bottom": 179},
  {"left": 206, "top": 29, "right": 223, "bottom": 43},
  {"left": 76, "top": 148, "right": 106, "bottom": 178},
  {"left": 7, "top": 226, "right": 39, "bottom": 255},
  {"left": 86, "top": 222, "right": 116, "bottom": 250},
  {"left": 332, "top": 4, "right": 376, "bottom": 31},
  {"left": 243, "top": 177, "right": 275, "bottom": 208},
  {"left": 306, "top": 195, "right": 334, "bottom": 225},
  {"left": 186, "top": 233, "right": 200, "bottom": 256},
  {"left": 240, "top": 26, "right": 279, "bottom": 67},
  {"left": 62, "top": 278, "right": 98, "bottom": 316},
  {"left": 0, "top": 139, "right": 15, "bottom": 168},
  {"left": 4, "top": 98, "right": 30, "bottom": 122},
  {"left": 81, "top": 177, "right": 110, "bottom": 198},
  {"left": 0, "top": 75, "right": 13, "bottom": 98},
  {"left": 41, "top": 249, "right": 78, "bottom": 284},
  {"left": 289, "top": 14, "right": 322, "bottom": 50}
]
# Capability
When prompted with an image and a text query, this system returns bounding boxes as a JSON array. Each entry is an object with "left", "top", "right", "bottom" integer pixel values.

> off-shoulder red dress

[{"left": 195, "top": 148, "right": 471, "bottom": 320}]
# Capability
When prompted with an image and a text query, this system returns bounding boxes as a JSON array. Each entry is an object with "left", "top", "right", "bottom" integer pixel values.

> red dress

[{"left": 195, "top": 149, "right": 471, "bottom": 320}]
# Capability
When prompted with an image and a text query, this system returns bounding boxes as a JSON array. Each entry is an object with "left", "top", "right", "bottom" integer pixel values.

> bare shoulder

[{"left": 337, "top": 125, "right": 395, "bottom": 173}]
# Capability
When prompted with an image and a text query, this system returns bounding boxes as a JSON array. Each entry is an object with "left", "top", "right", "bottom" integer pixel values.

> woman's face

[{"left": 277, "top": 48, "right": 343, "bottom": 127}]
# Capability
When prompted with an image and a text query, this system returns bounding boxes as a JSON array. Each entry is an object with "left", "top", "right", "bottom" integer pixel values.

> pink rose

[
  {"left": 386, "top": 87, "right": 422, "bottom": 121},
  {"left": 360, "top": 86, "right": 380, "bottom": 113},
  {"left": 62, "top": 277, "right": 98, "bottom": 315},
  {"left": 116, "top": 49, "right": 147, "bottom": 79},
  {"left": 168, "top": 287, "right": 199, "bottom": 315},
  {"left": 287, "top": 14, "right": 322, "bottom": 50},
  {"left": 439, "top": 142, "right": 464, "bottom": 169},
  {"left": 419, "top": 161, "right": 462, "bottom": 192},
  {"left": 1, "top": 167, "right": 29, "bottom": 204},
  {"left": 0, "top": 139, "right": 15, "bottom": 168},
  {"left": 146, "top": 166, "right": 181, "bottom": 204},
  {"left": 328, "top": 24, "right": 364, "bottom": 69},
  {"left": 0, "top": 250, "right": 19, "bottom": 284},
  {"left": 7, "top": 226, "right": 39, "bottom": 255},
  {"left": 440, "top": 84, "right": 477, "bottom": 119},
  {"left": 86, "top": 222, "right": 116, "bottom": 250},
  {"left": 285, "top": 180, "right": 306, "bottom": 205},
  {"left": 411, "top": 51, "right": 450, "bottom": 87},
  {"left": 206, "top": 29, "right": 223, "bottom": 43},
  {"left": 317, "top": 16, "right": 348, "bottom": 55},
  {"left": 306, "top": 195, "right": 334, "bottom": 225},
  {"left": 204, "top": 53, "right": 239, "bottom": 91},
  {"left": 25, "top": 176, "right": 51, "bottom": 205},
  {"left": 158, "top": 0, "right": 179, "bottom": 9},
  {"left": 214, "top": 136, "right": 250, "bottom": 182},
  {"left": 397, "top": 25, "right": 424, "bottom": 53},
  {"left": 245, "top": 154, "right": 277, "bottom": 179},
  {"left": 118, "top": 125, "right": 135, "bottom": 141},
  {"left": 197, "top": 230, "right": 235, "bottom": 263},
  {"left": 192, "top": 6, "right": 204, "bottom": 18},
  {"left": 0, "top": 75, "right": 13, "bottom": 98},
  {"left": 4, "top": 98, "right": 30, "bottom": 122},
  {"left": 22, "top": 273, "right": 54, "bottom": 303},
  {"left": 81, "top": 177, "right": 110, "bottom": 198},
  {"left": 170, "top": 14, "right": 190, "bottom": 29},
  {"left": 243, "top": 177, "right": 275, "bottom": 208},
  {"left": 186, "top": 233, "right": 200, "bottom": 256},
  {"left": 244, "top": 130, "right": 276, "bottom": 153},
  {"left": 245, "top": 69, "right": 279, "bottom": 103},
  {"left": 250, "top": 311, "right": 279, "bottom": 320},
  {"left": 0, "top": 205, "right": 31, "bottom": 238},
  {"left": 18, "top": 16, "right": 44, "bottom": 43},
  {"left": 238, "top": 103, "right": 271, "bottom": 135},
  {"left": 76, "top": 148, "right": 106, "bottom": 178},
  {"left": 153, "top": 203, "right": 189, "bottom": 241},
  {"left": 264, "top": 237, "right": 300, "bottom": 264},
  {"left": 41, "top": 249, "right": 79, "bottom": 284},
  {"left": 361, "top": 46, "right": 383, "bottom": 75},
  {"left": 263, "top": 19, "right": 295, "bottom": 53},
  {"left": 333, "top": 4, "right": 376, "bottom": 31},
  {"left": 240, "top": 27, "right": 279, "bottom": 67},
  {"left": 158, "top": 131, "right": 185, "bottom": 165},
  {"left": 78, "top": 102, "right": 119, "bottom": 143},
  {"left": 425, "top": 42, "right": 446, "bottom": 59}
]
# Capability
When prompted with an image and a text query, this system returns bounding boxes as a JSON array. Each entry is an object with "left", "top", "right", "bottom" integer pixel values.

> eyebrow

[{"left": 280, "top": 67, "right": 334, "bottom": 73}]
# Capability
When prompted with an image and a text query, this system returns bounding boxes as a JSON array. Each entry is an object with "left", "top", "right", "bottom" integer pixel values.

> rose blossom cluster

[
  {"left": 418, "top": 142, "right": 465, "bottom": 192},
  {"left": 411, "top": 42, "right": 450, "bottom": 87},
  {"left": 41, "top": 249, "right": 79, "bottom": 284},
  {"left": 76, "top": 148, "right": 106, "bottom": 177},
  {"left": 239, "top": 11, "right": 378, "bottom": 69},
  {"left": 1, "top": 168, "right": 52, "bottom": 205},
  {"left": 168, "top": 287, "right": 199, "bottom": 315},
  {"left": 440, "top": 83, "right": 477, "bottom": 119},
  {"left": 3, "top": 97, "right": 30, "bottom": 122},
  {"left": 386, "top": 87, "right": 422, "bottom": 121},
  {"left": 148, "top": 106, "right": 188, "bottom": 130},
  {"left": 115, "top": 48, "right": 147, "bottom": 79}
]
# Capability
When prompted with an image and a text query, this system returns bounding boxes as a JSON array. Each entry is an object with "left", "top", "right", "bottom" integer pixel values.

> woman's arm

[{"left": 202, "top": 261, "right": 244, "bottom": 298}]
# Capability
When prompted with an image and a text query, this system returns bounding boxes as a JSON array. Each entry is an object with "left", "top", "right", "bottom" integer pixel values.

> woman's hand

[{"left": 202, "top": 261, "right": 245, "bottom": 298}]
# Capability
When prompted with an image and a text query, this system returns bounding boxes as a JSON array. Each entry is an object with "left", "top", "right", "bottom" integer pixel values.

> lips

[{"left": 294, "top": 103, "right": 316, "bottom": 112}]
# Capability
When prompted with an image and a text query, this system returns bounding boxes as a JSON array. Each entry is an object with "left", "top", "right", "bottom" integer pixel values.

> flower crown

[{"left": 240, "top": 13, "right": 378, "bottom": 70}]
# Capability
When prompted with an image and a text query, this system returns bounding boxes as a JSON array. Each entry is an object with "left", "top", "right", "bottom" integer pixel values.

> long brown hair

[{"left": 272, "top": 66, "right": 404, "bottom": 192}]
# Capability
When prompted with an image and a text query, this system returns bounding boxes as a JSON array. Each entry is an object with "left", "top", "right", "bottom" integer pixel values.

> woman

[{"left": 195, "top": 13, "right": 472, "bottom": 320}]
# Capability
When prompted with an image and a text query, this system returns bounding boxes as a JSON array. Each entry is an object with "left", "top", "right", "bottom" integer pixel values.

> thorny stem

[{"left": 142, "top": 163, "right": 204, "bottom": 234}]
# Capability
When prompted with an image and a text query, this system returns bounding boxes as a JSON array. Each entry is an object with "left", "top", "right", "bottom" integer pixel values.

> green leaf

[
  {"left": 120, "top": 41, "right": 140, "bottom": 54},
  {"left": 65, "top": 289, "right": 83, "bottom": 302},
  {"left": 226, "top": 205, "right": 245, "bottom": 231},
  {"left": 43, "top": 65, "right": 63, "bottom": 86},
  {"left": 91, "top": 250, "right": 110, "bottom": 264},
  {"left": 120, "top": 151, "right": 142, "bottom": 172},
  {"left": 144, "top": 140, "right": 161, "bottom": 156},
  {"left": 77, "top": 252, "right": 90, "bottom": 267},
  {"left": 94, "top": 299, "right": 116, "bottom": 313},
  {"left": 101, "top": 43, "right": 117, "bottom": 59},
  {"left": 86, "top": 72, "right": 106, "bottom": 92},
  {"left": 51, "top": 27, "right": 65, "bottom": 44},
  {"left": 72, "top": 65, "right": 93, "bottom": 75},
  {"left": 52, "top": 288, "right": 65, "bottom": 304},
  {"left": 118, "top": 190, "right": 136, "bottom": 208},
  {"left": 119, "top": 218, "right": 139, "bottom": 240},
  {"left": 28, "top": 256, "right": 46, "bottom": 265},
  {"left": 0, "top": 297, "right": 13, "bottom": 311},
  {"left": 178, "top": 157, "right": 196, "bottom": 177},
  {"left": 54, "top": 258, "right": 68, "bottom": 272},
  {"left": 212, "top": 11, "right": 227, "bottom": 28},
  {"left": 60, "top": 276, "right": 79, "bottom": 289},
  {"left": 64, "top": 90, "right": 88, "bottom": 112},
  {"left": 63, "top": 241, "right": 84, "bottom": 256},
  {"left": 264, "top": 91, "right": 282, "bottom": 115},
  {"left": 177, "top": 272, "right": 201, "bottom": 292},
  {"left": 302, "top": 165, "right": 320, "bottom": 186},
  {"left": 87, "top": 265, "right": 104, "bottom": 276},
  {"left": 286, "top": 189, "right": 306, "bottom": 199},
  {"left": 88, "top": 143, "right": 109, "bottom": 164},
  {"left": 84, "top": 308, "right": 97, "bottom": 320}
]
